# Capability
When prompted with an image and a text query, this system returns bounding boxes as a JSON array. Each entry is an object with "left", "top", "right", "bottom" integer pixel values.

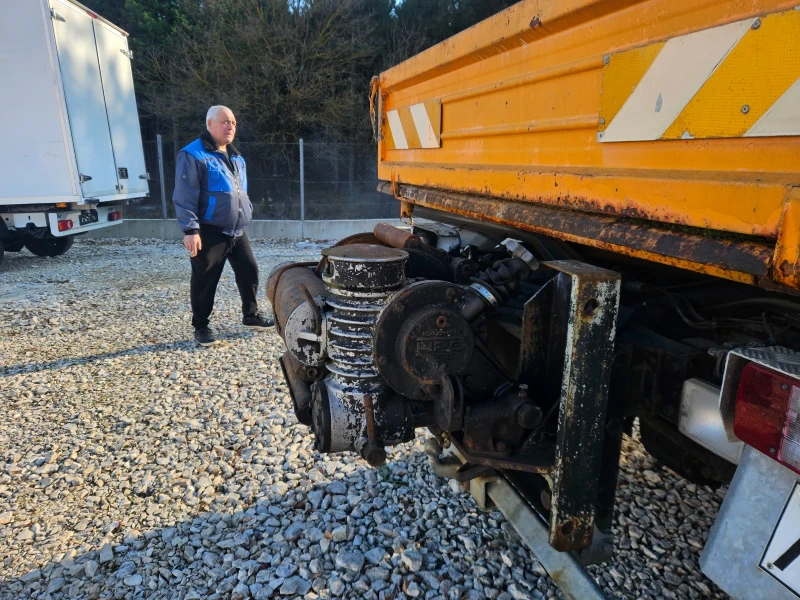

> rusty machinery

[{"left": 267, "top": 223, "right": 622, "bottom": 556}]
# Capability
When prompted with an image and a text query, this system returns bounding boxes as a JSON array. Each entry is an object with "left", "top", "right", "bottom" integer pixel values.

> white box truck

[{"left": 0, "top": 0, "right": 148, "bottom": 262}]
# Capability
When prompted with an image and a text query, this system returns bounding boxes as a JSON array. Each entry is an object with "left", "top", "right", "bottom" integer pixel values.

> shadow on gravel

[
  {"left": 0, "top": 332, "right": 258, "bottom": 377},
  {"left": 0, "top": 449, "right": 533, "bottom": 600}
]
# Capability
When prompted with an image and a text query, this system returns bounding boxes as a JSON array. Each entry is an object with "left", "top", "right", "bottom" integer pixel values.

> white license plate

[{"left": 761, "top": 482, "right": 800, "bottom": 598}]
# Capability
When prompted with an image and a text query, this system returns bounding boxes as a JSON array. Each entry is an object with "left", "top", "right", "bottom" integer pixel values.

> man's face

[{"left": 208, "top": 108, "right": 236, "bottom": 147}]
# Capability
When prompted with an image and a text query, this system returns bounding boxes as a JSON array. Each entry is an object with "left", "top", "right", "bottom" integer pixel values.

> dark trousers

[{"left": 190, "top": 229, "right": 259, "bottom": 329}]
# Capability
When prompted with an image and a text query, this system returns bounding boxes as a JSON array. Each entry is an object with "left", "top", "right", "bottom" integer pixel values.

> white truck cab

[{"left": 0, "top": 0, "right": 148, "bottom": 261}]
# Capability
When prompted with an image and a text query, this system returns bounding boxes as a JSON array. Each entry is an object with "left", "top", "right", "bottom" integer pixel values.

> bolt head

[
  {"left": 394, "top": 302, "right": 405, "bottom": 313},
  {"left": 516, "top": 403, "right": 543, "bottom": 429},
  {"left": 752, "top": 18, "right": 761, "bottom": 29},
  {"left": 742, "top": 104, "right": 750, "bottom": 114},
  {"left": 378, "top": 356, "right": 389, "bottom": 367}
]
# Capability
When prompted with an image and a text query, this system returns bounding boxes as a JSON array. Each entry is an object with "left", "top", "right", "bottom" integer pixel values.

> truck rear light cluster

[
  {"left": 57, "top": 219, "right": 73, "bottom": 231},
  {"left": 108, "top": 211, "right": 122, "bottom": 222},
  {"left": 733, "top": 362, "right": 800, "bottom": 475}
]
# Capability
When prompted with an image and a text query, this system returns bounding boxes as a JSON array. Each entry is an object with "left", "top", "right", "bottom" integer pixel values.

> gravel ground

[{"left": 0, "top": 238, "right": 730, "bottom": 600}]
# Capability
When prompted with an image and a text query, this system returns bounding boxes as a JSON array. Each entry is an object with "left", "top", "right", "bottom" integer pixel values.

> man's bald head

[{"left": 206, "top": 106, "right": 236, "bottom": 149}]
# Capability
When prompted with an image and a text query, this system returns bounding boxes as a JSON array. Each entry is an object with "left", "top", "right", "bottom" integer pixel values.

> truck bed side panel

[{"left": 377, "top": 0, "right": 800, "bottom": 290}]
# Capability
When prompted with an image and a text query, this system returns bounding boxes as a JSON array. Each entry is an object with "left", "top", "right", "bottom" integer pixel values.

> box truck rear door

[
  {"left": 50, "top": 0, "right": 119, "bottom": 198},
  {"left": 93, "top": 21, "right": 148, "bottom": 197}
]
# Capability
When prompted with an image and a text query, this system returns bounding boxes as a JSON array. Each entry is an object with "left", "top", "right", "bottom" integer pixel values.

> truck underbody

[{"left": 268, "top": 212, "right": 800, "bottom": 596}]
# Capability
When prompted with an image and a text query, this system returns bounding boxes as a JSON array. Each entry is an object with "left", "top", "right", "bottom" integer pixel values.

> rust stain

[
  {"left": 530, "top": 14, "right": 542, "bottom": 28},
  {"left": 380, "top": 183, "right": 777, "bottom": 288}
]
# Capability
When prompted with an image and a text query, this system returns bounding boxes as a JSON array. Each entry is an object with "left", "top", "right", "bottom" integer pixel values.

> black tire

[
  {"left": 24, "top": 235, "right": 74, "bottom": 258},
  {"left": 3, "top": 239, "right": 24, "bottom": 252},
  {"left": 0, "top": 241, "right": 4, "bottom": 265}
]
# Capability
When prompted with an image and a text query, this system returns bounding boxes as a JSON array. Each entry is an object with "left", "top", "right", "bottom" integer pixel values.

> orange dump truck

[{"left": 269, "top": 2, "right": 800, "bottom": 598}]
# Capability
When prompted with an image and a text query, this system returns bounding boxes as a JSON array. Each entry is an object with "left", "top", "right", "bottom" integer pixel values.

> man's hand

[{"left": 184, "top": 234, "right": 202, "bottom": 257}]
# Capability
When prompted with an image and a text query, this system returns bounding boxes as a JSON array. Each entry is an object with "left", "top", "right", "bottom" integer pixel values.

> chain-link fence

[{"left": 128, "top": 138, "right": 396, "bottom": 221}]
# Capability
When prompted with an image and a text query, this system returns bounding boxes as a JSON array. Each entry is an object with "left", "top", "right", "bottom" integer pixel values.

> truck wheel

[
  {"left": 3, "top": 239, "right": 24, "bottom": 252},
  {"left": 24, "top": 236, "right": 74, "bottom": 257},
  {"left": 0, "top": 241, "right": 4, "bottom": 264}
]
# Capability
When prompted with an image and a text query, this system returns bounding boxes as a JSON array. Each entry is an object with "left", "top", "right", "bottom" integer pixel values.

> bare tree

[{"left": 138, "top": 0, "right": 382, "bottom": 143}]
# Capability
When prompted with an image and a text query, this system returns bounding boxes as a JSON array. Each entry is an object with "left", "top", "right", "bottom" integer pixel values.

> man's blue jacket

[{"left": 172, "top": 131, "right": 253, "bottom": 236}]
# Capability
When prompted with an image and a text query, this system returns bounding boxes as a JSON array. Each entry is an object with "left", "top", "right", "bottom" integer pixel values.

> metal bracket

[
  {"left": 120, "top": 49, "right": 133, "bottom": 60},
  {"left": 50, "top": 8, "right": 65, "bottom": 21},
  {"left": 78, "top": 174, "right": 92, "bottom": 183},
  {"left": 531, "top": 261, "right": 622, "bottom": 551},
  {"left": 139, "top": 173, "right": 151, "bottom": 180}
]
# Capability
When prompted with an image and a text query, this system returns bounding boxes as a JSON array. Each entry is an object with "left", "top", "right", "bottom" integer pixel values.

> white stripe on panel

[
  {"left": 387, "top": 110, "right": 408, "bottom": 150},
  {"left": 409, "top": 103, "right": 438, "bottom": 148},
  {"left": 601, "top": 18, "right": 754, "bottom": 143},
  {"left": 745, "top": 77, "right": 800, "bottom": 137}
]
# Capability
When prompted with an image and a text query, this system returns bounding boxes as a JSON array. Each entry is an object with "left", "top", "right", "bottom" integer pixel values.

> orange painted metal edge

[
  {"left": 379, "top": 182, "right": 788, "bottom": 289},
  {"left": 773, "top": 188, "right": 800, "bottom": 288},
  {"left": 378, "top": 162, "right": 789, "bottom": 238}
]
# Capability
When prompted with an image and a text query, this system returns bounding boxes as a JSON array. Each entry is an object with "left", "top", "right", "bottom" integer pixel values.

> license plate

[
  {"left": 761, "top": 482, "right": 800, "bottom": 597},
  {"left": 79, "top": 209, "right": 98, "bottom": 226}
]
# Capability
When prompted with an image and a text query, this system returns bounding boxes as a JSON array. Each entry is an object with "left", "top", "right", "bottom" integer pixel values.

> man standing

[{"left": 173, "top": 105, "right": 274, "bottom": 346}]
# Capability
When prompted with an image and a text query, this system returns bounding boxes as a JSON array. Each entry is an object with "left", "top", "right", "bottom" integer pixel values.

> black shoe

[
  {"left": 242, "top": 313, "right": 275, "bottom": 329},
  {"left": 194, "top": 327, "right": 218, "bottom": 346}
]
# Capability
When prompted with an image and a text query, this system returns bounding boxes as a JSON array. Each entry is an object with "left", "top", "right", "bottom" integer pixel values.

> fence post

[
  {"left": 299, "top": 138, "right": 305, "bottom": 237},
  {"left": 157, "top": 134, "right": 168, "bottom": 220}
]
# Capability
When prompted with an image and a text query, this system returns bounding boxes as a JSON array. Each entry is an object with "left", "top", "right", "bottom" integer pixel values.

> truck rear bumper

[
  {"left": 47, "top": 207, "right": 122, "bottom": 236},
  {"left": 2, "top": 207, "right": 123, "bottom": 237},
  {"left": 701, "top": 446, "right": 800, "bottom": 600}
]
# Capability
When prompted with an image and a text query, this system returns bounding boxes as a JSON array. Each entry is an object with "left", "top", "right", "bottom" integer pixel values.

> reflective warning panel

[
  {"left": 384, "top": 100, "right": 442, "bottom": 150},
  {"left": 598, "top": 9, "right": 800, "bottom": 142}
]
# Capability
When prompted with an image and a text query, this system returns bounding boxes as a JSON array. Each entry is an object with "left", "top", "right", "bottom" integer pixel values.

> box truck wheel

[
  {"left": 3, "top": 239, "right": 24, "bottom": 252},
  {"left": 24, "top": 235, "right": 74, "bottom": 257}
]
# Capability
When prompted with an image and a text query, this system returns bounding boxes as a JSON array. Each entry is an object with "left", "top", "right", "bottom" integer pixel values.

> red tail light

[
  {"left": 108, "top": 211, "right": 122, "bottom": 222},
  {"left": 734, "top": 362, "right": 800, "bottom": 475},
  {"left": 57, "top": 219, "right": 73, "bottom": 232}
]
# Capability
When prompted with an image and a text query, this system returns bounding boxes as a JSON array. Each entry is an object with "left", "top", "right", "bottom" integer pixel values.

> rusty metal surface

[
  {"left": 279, "top": 352, "right": 314, "bottom": 426},
  {"left": 374, "top": 281, "right": 476, "bottom": 401},
  {"left": 373, "top": 222, "right": 421, "bottom": 248},
  {"left": 773, "top": 189, "right": 800, "bottom": 289},
  {"left": 331, "top": 232, "right": 388, "bottom": 248},
  {"left": 381, "top": 182, "right": 776, "bottom": 286},
  {"left": 322, "top": 244, "right": 408, "bottom": 292},
  {"left": 545, "top": 261, "right": 621, "bottom": 552},
  {"left": 266, "top": 263, "right": 326, "bottom": 336}
]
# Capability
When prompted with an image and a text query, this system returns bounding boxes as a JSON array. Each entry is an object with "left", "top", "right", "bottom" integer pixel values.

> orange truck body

[{"left": 375, "top": 0, "right": 800, "bottom": 292}]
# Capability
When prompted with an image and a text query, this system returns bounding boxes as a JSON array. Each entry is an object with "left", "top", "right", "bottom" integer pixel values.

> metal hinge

[
  {"left": 120, "top": 48, "right": 133, "bottom": 60},
  {"left": 78, "top": 174, "right": 92, "bottom": 183},
  {"left": 50, "top": 8, "right": 65, "bottom": 21},
  {"left": 139, "top": 173, "right": 151, "bottom": 180}
]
